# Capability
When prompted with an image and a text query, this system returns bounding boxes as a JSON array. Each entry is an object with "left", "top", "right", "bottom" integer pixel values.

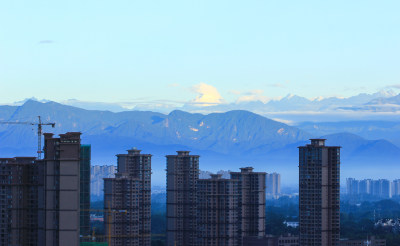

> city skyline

[
  {"left": 0, "top": 130, "right": 397, "bottom": 245},
  {"left": 1, "top": 0, "right": 399, "bottom": 245}
]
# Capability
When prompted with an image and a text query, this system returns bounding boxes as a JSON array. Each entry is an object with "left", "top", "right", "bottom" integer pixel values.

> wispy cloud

[
  {"left": 236, "top": 89, "right": 271, "bottom": 103},
  {"left": 38, "top": 40, "right": 55, "bottom": 44},
  {"left": 268, "top": 83, "right": 286, "bottom": 88}
]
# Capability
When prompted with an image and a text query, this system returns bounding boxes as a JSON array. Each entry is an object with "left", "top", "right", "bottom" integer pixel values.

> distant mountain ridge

[
  {"left": 1, "top": 99, "right": 399, "bottom": 185},
  {"left": 0, "top": 100, "right": 310, "bottom": 155},
  {"left": 4, "top": 89, "right": 397, "bottom": 114}
]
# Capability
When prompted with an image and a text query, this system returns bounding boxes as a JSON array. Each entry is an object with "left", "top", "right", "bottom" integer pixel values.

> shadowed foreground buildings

[
  {"left": 104, "top": 148, "right": 152, "bottom": 246},
  {"left": 198, "top": 168, "right": 266, "bottom": 246},
  {"left": 166, "top": 151, "right": 199, "bottom": 246},
  {"left": 42, "top": 132, "right": 82, "bottom": 246},
  {"left": 166, "top": 151, "right": 266, "bottom": 246},
  {"left": 243, "top": 234, "right": 299, "bottom": 246},
  {"left": 80, "top": 144, "right": 91, "bottom": 237},
  {"left": 231, "top": 167, "right": 266, "bottom": 240},
  {"left": 0, "top": 132, "right": 86, "bottom": 246},
  {"left": 242, "top": 235, "right": 386, "bottom": 246},
  {"left": 0, "top": 157, "right": 39, "bottom": 245},
  {"left": 197, "top": 174, "right": 240, "bottom": 246},
  {"left": 299, "top": 139, "right": 341, "bottom": 246}
]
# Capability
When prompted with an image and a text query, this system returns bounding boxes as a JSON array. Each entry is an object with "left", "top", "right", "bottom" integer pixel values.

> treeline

[
  {"left": 91, "top": 196, "right": 400, "bottom": 246},
  {"left": 341, "top": 199, "right": 400, "bottom": 246}
]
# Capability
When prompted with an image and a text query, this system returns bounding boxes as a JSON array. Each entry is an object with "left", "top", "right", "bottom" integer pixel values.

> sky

[{"left": 1, "top": 0, "right": 400, "bottom": 105}]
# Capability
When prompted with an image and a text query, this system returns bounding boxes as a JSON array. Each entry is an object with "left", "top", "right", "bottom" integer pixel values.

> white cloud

[
  {"left": 191, "top": 83, "right": 224, "bottom": 106},
  {"left": 271, "top": 118, "right": 294, "bottom": 125},
  {"left": 38, "top": 40, "right": 55, "bottom": 44},
  {"left": 236, "top": 90, "right": 271, "bottom": 103}
]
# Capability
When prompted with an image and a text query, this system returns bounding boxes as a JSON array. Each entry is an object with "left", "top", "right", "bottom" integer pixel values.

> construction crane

[{"left": 0, "top": 116, "right": 55, "bottom": 159}]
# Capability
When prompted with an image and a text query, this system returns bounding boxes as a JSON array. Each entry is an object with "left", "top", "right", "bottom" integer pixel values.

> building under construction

[{"left": 0, "top": 132, "right": 87, "bottom": 246}]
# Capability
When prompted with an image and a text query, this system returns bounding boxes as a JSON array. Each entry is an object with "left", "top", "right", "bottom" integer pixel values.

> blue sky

[{"left": 1, "top": 0, "right": 400, "bottom": 105}]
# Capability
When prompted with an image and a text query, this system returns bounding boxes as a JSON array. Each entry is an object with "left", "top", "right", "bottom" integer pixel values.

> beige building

[
  {"left": 0, "top": 132, "right": 86, "bottom": 246},
  {"left": 104, "top": 148, "right": 152, "bottom": 246},
  {"left": 42, "top": 132, "right": 82, "bottom": 246}
]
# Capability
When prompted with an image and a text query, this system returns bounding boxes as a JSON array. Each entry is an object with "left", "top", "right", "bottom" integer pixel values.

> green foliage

[{"left": 340, "top": 199, "right": 400, "bottom": 246}]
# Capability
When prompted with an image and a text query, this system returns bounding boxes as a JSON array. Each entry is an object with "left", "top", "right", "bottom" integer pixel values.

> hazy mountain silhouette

[{"left": 0, "top": 100, "right": 399, "bottom": 184}]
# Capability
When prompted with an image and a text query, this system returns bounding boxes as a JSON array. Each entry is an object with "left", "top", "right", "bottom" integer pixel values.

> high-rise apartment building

[
  {"left": 0, "top": 157, "right": 40, "bottom": 246},
  {"left": 197, "top": 168, "right": 266, "bottom": 246},
  {"left": 80, "top": 144, "right": 91, "bottom": 237},
  {"left": 348, "top": 178, "right": 392, "bottom": 198},
  {"left": 0, "top": 132, "right": 87, "bottom": 246},
  {"left": 393, "top": 179, "right": 400, "bottom": 197},
  {"left": 166, "top": 151, "right": 199, "bottom": 246},
  {"left": 346, "top": 178, "right": 359, "bottom": 195},
  {"left": 104, "top": 148, "right": 152, "bottom": 246},
  {"left": 299, "top": 139, "right": 340, "bottom": 246},
  {"left": 42, "top": 132, "right": 82, "bottom": 246},
  {"left": 91, "top": 165, "right": 116, "bottom": 201},
  {"left": 197, "top": 174, "right": 240, "bottom": 246},
  {"left": 266, "top": 172, "right": 281, "bottom": 197},
  {"left": 372, "top": 179, "right": 391, "bottom": 198},
  {"left": 359, "top": 179, "right": 372, "bottom": 195},
  {"left": 231, "top": 167, "right": 266, "bottom": 239}
]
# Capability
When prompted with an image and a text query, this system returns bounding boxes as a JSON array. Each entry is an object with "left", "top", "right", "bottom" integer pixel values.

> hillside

[{"left": 1, "top": 100, "right": 399, "bottom": 185}]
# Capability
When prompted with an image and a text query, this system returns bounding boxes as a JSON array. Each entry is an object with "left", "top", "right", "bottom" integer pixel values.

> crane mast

[{"left": 0, "top": 116, "right": 56, "bottom": 159}]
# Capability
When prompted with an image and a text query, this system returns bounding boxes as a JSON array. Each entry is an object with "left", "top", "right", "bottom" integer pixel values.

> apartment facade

[
  {"left": 80, "top": 144, "right": 91, "bottom": 237},
  {"left": 299, "top": 139, "right": 341, "bottom": 246},
  {"left": 42, "top": 132, "right": 82, "bottom": 246},
  {"left": 104, "top": 148, "right": 152, "bottom": 246},
  {"left": 166, "top": 151, "right": 200, "bottom": 246},
  {"left": 197, "top": 174, "right": 240, "bottom": 246},
  {"left": 0, "top": 132, "right": 86, "bottom": 246},
  {"left": 0, "top": 157, "right": 40, "bottom": 246},
  {"left": 231, "top": 167, "right": 266, "bottom": 239}
]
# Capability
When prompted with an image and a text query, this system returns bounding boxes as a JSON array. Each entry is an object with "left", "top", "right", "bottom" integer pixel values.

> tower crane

[{"left": 0, "top": 116, "right": 55, "bottom": 159}]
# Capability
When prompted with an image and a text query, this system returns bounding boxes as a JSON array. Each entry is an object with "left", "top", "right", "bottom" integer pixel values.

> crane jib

[{"left": 0, "top": 116, "right": 56, "bottom": 159}]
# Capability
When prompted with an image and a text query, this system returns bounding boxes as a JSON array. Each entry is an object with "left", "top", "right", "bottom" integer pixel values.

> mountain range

[
  {"left": 0, "top": 100, "right": 399, "bottom": 185},
  {"left": 9, "top": 90, "right": 399, "bottom": 115}
]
